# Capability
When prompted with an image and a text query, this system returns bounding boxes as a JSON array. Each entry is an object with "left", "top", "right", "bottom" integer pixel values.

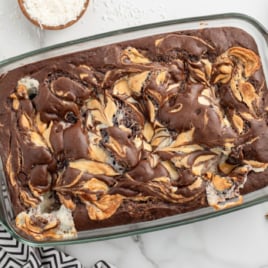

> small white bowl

[{"left": 18, "top": 0, "right": 90, "bottom": 30}]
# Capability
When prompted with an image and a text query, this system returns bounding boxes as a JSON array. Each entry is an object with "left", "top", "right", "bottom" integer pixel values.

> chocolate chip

[
  {"left": 100, "top": 128, "right": 109, "bottom": 143},
  {"left": 169, "top": 95, "right": 177, "bottom": 107},
  {"left": 65, "top": 111, "right": 78, "bottom": 124},
  {"left": 28, "top": 86, "right": 39, "bottom": 100},
  {"left": 226, "top": 156, "right": 240, "bottom": 165},
  {"left": 57, "top": 159, "right": 68, "bottom": 170},
  {"left": 244, "top": 121, "right": 251, "bottom": 132},
  {"left": 30, "top": 215, "right": 48, "bottom": 227},
  {"left": 195, "top": 108, "right": 202, "bottom": 115},
  {"left": 188, "top": 55, "right": 199, "bottom": 62}
]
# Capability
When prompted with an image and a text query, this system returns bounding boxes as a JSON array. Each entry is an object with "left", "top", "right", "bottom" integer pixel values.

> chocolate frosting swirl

[{"left": 1, "top": 26, "right": 268, "bottom": 238}]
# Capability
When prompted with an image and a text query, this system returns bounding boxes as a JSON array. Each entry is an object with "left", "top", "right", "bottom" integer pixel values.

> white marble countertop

[{"left": 1, "top": 0, "right": 268, "bottom": 267}]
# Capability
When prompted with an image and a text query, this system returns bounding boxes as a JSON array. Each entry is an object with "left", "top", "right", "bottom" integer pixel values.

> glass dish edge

[{"left": 0, "top": 12, "right": 268, "bottom": 246}]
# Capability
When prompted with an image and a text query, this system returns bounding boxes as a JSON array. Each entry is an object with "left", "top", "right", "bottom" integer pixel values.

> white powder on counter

[
  {"left": 92, "top": 0, "right": 167, "bottom": 27},
  {"left": 23, "top": 0, "right": 87, "bottom": 27}
]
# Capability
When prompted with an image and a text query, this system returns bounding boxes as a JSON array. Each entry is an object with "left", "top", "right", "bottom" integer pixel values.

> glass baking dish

[{"left": 1, "top": 12, "right": 268, "bottom": 247}]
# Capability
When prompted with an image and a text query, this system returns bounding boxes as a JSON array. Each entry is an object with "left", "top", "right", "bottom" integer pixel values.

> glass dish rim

[
  {"left": 1, "top": 12, "right": 268, "bottom": 69},
  {"left": 1, "top": 12, "right": 268, "bottom": 247}
]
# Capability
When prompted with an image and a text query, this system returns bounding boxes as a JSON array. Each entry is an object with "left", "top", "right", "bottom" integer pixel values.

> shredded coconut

[{"left": 23, "top": 0, "right": 87, "bottom": 27}]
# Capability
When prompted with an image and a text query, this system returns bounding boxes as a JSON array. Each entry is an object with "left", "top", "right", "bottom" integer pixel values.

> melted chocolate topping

[{"left": 1, "top": 26, "right": 268, "bottom": 237}]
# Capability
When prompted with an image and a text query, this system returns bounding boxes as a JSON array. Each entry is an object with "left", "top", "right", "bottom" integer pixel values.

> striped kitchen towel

[{"left": 0, "top": 224, "right": 116, "bottom": 268}]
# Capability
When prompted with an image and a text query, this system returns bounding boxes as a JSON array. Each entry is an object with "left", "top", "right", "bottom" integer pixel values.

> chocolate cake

[{"left": 1, "top": 26, "right": 268, "bottom": 241}]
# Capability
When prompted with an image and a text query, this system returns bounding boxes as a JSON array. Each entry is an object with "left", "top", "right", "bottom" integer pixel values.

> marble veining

[
  {"left": 56, "top": 202, "right": 268, "bottom": 267},
  {"left": 134, "top": 235, "right": 160, "bottom": 268}
]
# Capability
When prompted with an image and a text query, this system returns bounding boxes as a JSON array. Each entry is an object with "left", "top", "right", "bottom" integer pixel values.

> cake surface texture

[{"left": 1, "top": 26, "right": 268, "bottom": 241}]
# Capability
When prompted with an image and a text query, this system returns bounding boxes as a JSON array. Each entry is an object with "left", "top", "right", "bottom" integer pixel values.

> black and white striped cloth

[{"left": 0, "top": 224, "right": 116, "bottom": 268}]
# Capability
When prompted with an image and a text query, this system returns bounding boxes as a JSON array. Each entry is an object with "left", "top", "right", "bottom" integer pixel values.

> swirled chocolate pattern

[{"left": 1, "top": 27, "right": 268, "bottom": 241}]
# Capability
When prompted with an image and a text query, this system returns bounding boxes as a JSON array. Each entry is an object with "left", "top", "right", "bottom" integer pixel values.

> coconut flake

[{"left": 23, "top": 0, "right": 87, "bottom": 27}]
